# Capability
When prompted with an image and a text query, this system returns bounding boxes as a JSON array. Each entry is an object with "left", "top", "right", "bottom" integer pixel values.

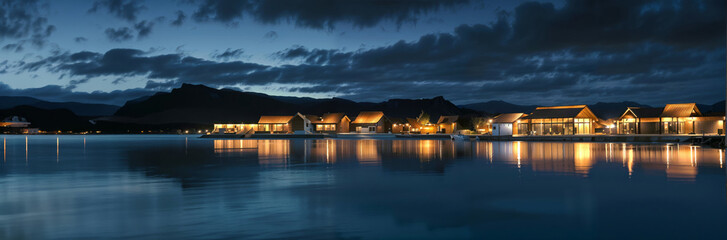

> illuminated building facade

[{"left": 519, "top": 105, "right": 599, "bottom": 135}]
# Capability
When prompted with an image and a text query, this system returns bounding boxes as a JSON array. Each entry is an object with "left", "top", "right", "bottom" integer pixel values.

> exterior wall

[
  {"left": 492, "top": 123, "right": 513, "bottom": 136},
  {"left": 290, "top": 115, "right": 305, "bottom": 132},
  {"left": 338, "top": 118, "right": 350, "bottom": 133},
  {"left": 353, "top": 124, "right": 378, "bottom": 133},
  {"left": 639, "top": 122, "right": 660, "bottom": 134},
  {"left": 438, "top": 123, "right": 457, "bottom": 134},
  {"left": 392, "top": 124, "right": 403, "bottom": 133},
  {"left": 695, "top": 117, "right": 724, "bottom": 134}
]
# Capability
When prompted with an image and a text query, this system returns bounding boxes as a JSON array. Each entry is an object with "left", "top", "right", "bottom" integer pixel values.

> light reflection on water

[{"left": 0, "top": 135, "right": 725, "bottom": 239}]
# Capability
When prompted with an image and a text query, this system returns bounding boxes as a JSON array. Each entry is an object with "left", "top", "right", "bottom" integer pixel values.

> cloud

[
  {"left": 133, "top": 20, "right": 153, "bottom": 38},
  {"left": 74, "top": 37, "right": 88, "bottom": 43},
  {"left": 104, "top": 27, "right": 134, "bottom": 42},
  {"left": 263, "top": 30, "right": 278, "bottom": 40},
  {"left": 88, "top": 0, "right": 145, "bottom": 22},
  {"left": 0, "top": 0, "right": 56, "bottom": 50},
  {"left": 191, "top": 0, "right": 471, "bottom": 29},
  {"left": 171, "top": 10, "right": 186, "bottom": 26},
  {"left": 14, "top": 0, "right": 727, "bottom": 105},
  {"left": 211, "top": 48, "right": 244, "bottom": 60}
]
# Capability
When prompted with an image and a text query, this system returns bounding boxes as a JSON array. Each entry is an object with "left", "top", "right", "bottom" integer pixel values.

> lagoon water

[{"left": 0, "top": 135, "right": 725, "bottom": 239}]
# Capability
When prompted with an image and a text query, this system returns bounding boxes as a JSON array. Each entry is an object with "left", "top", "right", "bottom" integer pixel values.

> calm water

[{"left": 0, "top": 135, "right": 725, "bottom": 239}]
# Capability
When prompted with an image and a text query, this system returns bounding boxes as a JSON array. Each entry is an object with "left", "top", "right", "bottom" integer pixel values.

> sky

[{"left": 0, "top": 0, "right": 724, "bottom": 106}]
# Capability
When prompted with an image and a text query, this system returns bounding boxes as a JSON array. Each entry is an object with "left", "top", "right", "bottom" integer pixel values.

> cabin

[
  {"left": 351, "top": 111, "right": 392, "bottom": 133},
  {"left": 257, "top": 113, "right": 311, "bottom": 133},
  {"left": 616, "top": 107, "right": 663, "bottom": 134},
  {"left": 519, "top": 105, "right": 599, "bottom": 135},
  {"left": 617, "top": 103, "right": 724, "bottom": 135},
  {"left": 436, "top": 115, "right": 458, "bottom": 134},
  {"left": 309, "top": 113, "right": 350, "bottom": 133},
  {"left": 491, "top": 113, "right": 526, "bottom": 136},
  {"left": 389, "top": 117, "right": 407, "bottom": 133}
]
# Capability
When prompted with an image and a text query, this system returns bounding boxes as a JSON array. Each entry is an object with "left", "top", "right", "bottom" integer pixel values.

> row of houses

[
  {"left": 212, "top": 103, "right": 725, "bottom": 136},
  {"left": 213, "top": 111, "right": 460, "bottom": 134},
  {"left": 489, "top": 103, "right": 724, "bottom": 136}
]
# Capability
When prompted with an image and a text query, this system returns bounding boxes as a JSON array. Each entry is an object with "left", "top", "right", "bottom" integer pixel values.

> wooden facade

[
  {"left": 436, "top": 115, "right": 458, "bottom": 134},
  {"left": 309, "top": 113, "right": 351, "bottom": 133},
  {"left": 519, "top": 105, "right": 599, "bottom": 135},
  {"left": 351, "top": 111, "right": 392, "bottom": 133},
  {"left": 492, "top": 113, "right": 525, "bottom": 136},
  {"left": 617, "top": 103, "right": 725, "bottom": 135}
]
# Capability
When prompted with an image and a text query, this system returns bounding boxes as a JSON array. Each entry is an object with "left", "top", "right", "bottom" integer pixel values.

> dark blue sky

[{"left": 0, "top": 0, "right": 724, "bottom": 106}]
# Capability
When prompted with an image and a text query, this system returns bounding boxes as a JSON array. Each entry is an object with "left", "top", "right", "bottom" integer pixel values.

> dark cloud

[
  {"left": 0, "top": 82, "right": 153, "bottom": 105},
  {"left": 171, "top": 10, "right": 186, "bottom": 26},
  {"left": 74, "top": 37, "right": 88, "bottom": 43},
  {"left": 104, "top": 27, "right": 134, "bottom": 42},
  {"left": 263, "top": 30, "right": 278, "bottom": 40},
  {"left": 0, "top": 0, "right": 55, "bottom": 50},
  {"left": 15, "top": 0, "right": 727, "bottom": 105},
  {"left": 212, "top": 48, "right": 244, "bottom": 60},
  {"left": 191, "top": 0, "right": 471, "bottom": 29},
  {"left": 88, "top": 0, "right": 145, "bottom": 22},
  {"left": 133, "top": 20, "right": 153, "bottom": 38}
]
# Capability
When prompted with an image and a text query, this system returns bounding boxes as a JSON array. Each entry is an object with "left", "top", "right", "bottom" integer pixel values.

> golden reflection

[
  {"left": 25, "top": 136, "right": 28, "bottom": 164},
  {"left": 516, "top": 141, "right": 521, "bottom": 169},
  {"left": 356, "top": 140, "right": 380, "bottom": 165},
  {"left": 207, "top": 139, "right": 723, "bottom": 177},
  {"left": 56, "top": 137, "right": 59, "bottom": 163},
  {"left": 573, "top": 143, "right": 594, "bottom": 175},
  {"left": 258, "top": 140, "right": 290, "bottom": 165}
]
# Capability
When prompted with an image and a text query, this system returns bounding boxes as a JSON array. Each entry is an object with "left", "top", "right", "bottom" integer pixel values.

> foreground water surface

[{"left": 0, "top": 135, "right": 725, "bottom": 239}]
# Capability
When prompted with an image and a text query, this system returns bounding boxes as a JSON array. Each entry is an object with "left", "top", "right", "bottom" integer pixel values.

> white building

[{"left": 492, "top": 113, "right": 526, "bottom": 136}]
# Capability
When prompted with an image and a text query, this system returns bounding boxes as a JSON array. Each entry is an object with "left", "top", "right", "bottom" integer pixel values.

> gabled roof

[
  {"left": 619, "top": 107, "right": 663, "bottom": 119},
  {"left": 258, "top": 115, "right": 294, "bottom": 124},
  {"left": 352, "top": 111, "right": 384, "bottom": 124},
  {"left": 493, "top": 113, "right": 525, "bottom": 123},
  {"left": 521, "top": 105, "right": 597, "bottom": 119},
  {"left": 436, "top": 115, "right": 459, "bottom": 124},
  {"left": 406, "top": 118, "right": 422, "bottom": 128},
  {"left": 661, "top": 103, "right": 701, "bottom": 117},
  {"left": 388, "top": 117, "right": 406, "bottom": 124},
  {"left": 310, "top": 113, "right": 349, "bottom": 124}
]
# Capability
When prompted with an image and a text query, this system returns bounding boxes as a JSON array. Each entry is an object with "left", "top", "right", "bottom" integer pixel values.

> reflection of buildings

[
  {"left": 212, "top": 139, "right": 722, "bottom": 179},
  {"left": 473, "top": 141, "right": 721, "bottom": 179}
]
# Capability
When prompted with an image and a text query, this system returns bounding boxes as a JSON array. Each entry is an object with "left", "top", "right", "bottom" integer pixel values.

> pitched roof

[
  {"left": 352, "top": 111, "right": 384, "bottom": 124},
  {"left": 493, "top": 113, "right": 525, "bottom": 123},
  {"left": 310, "top": 113, "right": 348, "bottom": 124},
  {"left": 625, "top": 107, "right": 663, "bottom": 118},
  {"left": 436, "top": 115, "right": 459, "bottom": 124},
  {"left": 522, "top": 105, "right": 596, "bottom": 119},
  {"left": 661, "top": 103, "right": 701, "bottom": 117},
  {"left": 258, "top": 115, "right": 294, "bottom": 124},
  {"left": 406, "top": 118, "right": 422, "bottom": 128},
  {"left": 388, "top": 117, "right": 405, "bottom": 124}
]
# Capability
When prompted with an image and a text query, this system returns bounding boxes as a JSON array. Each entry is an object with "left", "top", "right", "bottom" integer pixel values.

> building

[
  {"left": 0, "top": 116, "right": 30, "bottom": 128},
  {"left": 257, "top": 113, "right": 311, "bottom": 133},
  {"left": 212, "top": 123, "right": 244, "bottom": 134},
  {"left": 616, "top": 107, "right": 663, "bottom": 134},
  {"left": 388, "top": 117, "right": 407, "bottom": 133},
  {"left": 351, "top": 111, "right": 391, "bottom": 133},
  {"left": 491, "top": 113, "right": 526, "bottom": 136},
  {"left": 309, "top": 113, "right": 351, "bottom": 133},
  {"left": 519, "top": 105, "right": 599, "bottom": 135},
  {"left": 436, "top": 115, "right": 458, "bottom": 134},
  {"left": 617, "top": 103, "right": 724, "bottom": 135}
]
